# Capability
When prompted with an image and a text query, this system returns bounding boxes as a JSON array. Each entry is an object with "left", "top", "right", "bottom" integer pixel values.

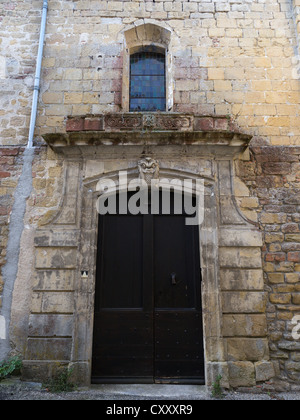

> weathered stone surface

[
  {"left": 66, "top": 117, "right": 84, "bottom": 132},
  {"left": 228, "top": 361, "right": 256, "bottom": 387},
  {"left": 64, "top": 113, "right": 242, "bottom": 139},
  {"left": 35, "top": 247, "right": 78, "bottom": 269},
  {"left": 255, "top": 361, "right": 276, "bottom": 382},
  {"left": 31, "top": 292, "right": 74, "bottom": 314},
  {"left": 223, "top": 314, "right": 267, "bottom": 337},
  {"left": 206, "top": 362, "right": 229, "bottom": 389},
  {"left": 28, "top": 314, "right": 73, "bottom": 337},
  {"left": 22, "top": 361, "right": 52, "bottom": 383},
  {"left": 219, "top": 247, "right": 262, "bottom": 268},
  {"left": 34, "top": 230, "right": 80, "bottom": 247},
  {"left": 220, "top": 269, "right": 264, "bottom": 291},
  {"left": 219, "top": 229, "right": 263, "bottom": 247},
  {"left": 227, "top": 338, "right": 269, "bottom": 362},
  {"left": 32, "top": 270, "right": 75, "bottom": 291},
  {"left": 26, "top": 338, "right": 72, "bottom": 360},
  {"left": 222, "top": 292, "right": 267, "bottom": 313},
  {"left": 104, "top": 114, "right": 142, "bottom": 131}
]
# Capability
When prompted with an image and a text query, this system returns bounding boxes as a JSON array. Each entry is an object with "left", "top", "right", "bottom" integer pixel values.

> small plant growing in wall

[
  {"left": 43, "top": 367, "right": 76, "bottom": 393},
  {"left": 211, "top": 375, "right": 224, "bottom": 399},
  {"left": 0, "top": 356, "right": 22, "bottom": 381}
]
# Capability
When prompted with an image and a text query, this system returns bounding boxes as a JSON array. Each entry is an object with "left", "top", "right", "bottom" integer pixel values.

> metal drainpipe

[{"left": 27, "top": 0, "right": 48, "bottom": 148}]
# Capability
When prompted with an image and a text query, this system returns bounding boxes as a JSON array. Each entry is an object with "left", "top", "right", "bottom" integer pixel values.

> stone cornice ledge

[{"left": 43, "top": 113, "right": 252, "bottom": 157}]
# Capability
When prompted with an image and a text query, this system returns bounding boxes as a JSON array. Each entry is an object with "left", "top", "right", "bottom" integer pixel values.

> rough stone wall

[
  {"left": 0, "top": 147, "right": 24, "bottom": 310},
  {"left": 236, "top": 145, "right": 300, "bottom": 387},
  {"left": 0, "top": 0, "right": 42, "bottom": 146}
]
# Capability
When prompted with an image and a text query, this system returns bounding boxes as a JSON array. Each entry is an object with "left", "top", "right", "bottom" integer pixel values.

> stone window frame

[{"left": 122, "top": 23, "right": 173, "bottom": 112}]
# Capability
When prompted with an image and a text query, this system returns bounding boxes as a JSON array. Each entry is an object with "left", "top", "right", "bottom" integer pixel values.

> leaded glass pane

[{"left": 130, "top": 52, "right": 166, "bottom": 112}]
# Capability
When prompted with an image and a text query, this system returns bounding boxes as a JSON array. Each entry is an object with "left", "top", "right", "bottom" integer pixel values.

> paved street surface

[{"left": 1, "top": 378, "right": 300, "bottom": 400}]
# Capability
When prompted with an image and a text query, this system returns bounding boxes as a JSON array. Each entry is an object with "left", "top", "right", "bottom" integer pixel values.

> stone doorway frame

[
  {"left": 63, "top": 136, "right": 254, "bottom": 386},
  {"left": 22, "top": 114, "right": 272, "bottom": 388},
  {"left": 73, "top": 157, "right": 222, "bottom": 386}
]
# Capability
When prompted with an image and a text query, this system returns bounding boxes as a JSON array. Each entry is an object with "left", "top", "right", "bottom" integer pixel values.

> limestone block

[
  {"left": 268, "top": 273, "right": 285, "bottom": 284},
  {"left": 64, "top": 69, "right": 82, "bottom": 80},
  {"left": 234, "top": 178, "right": 250, "bottom": 197},
  {"left": 219, "top": 247, "right": 262, "bottom": 268},
  {"left": 34, "top": 230, "right": 80, "bottom": 247},
  {"left": 227, "top": 338, "right": 269, "bottom": 362},
  {"left": 44, "top": 292, "right": 73, "bottom": 313},
  {"left": 69, "top": 361, "right": 91, "bottom": 387},
  {"left": 219, "top": 196, "right": 248, "bottom": 225},
  {"left": 31, "top": 292, "right": 74, "bottom": 314},
  {"left": 64, "top": 92, "right": 83, "bottom": 104},
  {"left": 222, "top": 291, "right": 267, "bottom": 313},
  {"left": 31, "top": 293, "right": 43, "bottom": 313},
  {"left": 292, "top": 294, "right": 300, "bottom": 305},
  {"left": 208, "top": 68, "right": 225, "bottom": 80},
  {"left": 28, "top": 314, "right": 73, "bottom": 337},
  {"left": 255, "top": 361, "right": 275, "bottom": 382},
  {"left": 84, "top": 160, "right": 105, "bottom": 179},
  {"left": 261, "top": 213, "right": 287, "bottom": 224},
  {"left": 270, "top": 293, "right": 291, "bottom": 304},
  {"left": 205, "top": 337, "right": 226, "bottom": 362},
  {"left": 285, "top": 361, "right": 300, "bottom": 374},
  {"left": 21, "top": 361, "right": 46, "bottom": 381},
  {"left": 222, "top": 314, "right": 267, "bottom": 337},
  {"left": 42, "top": 92, "right": 63, "bottom": 104},
  {"left": 228, "top": 361, "right": 256, "bottom": 387},
  {"left": 206, "top": 362, "right": 229, "bottom": 388},
  {"left": 219, "top": 229, "right": 263, "bottom": 247},
  {"left": 35, "top": 247, "right": 77, "bottom": 269},
  {"left": 26, "top": 338, "right": 72, "bottom": 360},
  {"left": 220, "top": 269, "right": 264, "bottom": 291}
]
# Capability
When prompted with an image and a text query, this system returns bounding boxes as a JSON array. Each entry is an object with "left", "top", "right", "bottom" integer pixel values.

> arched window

[
  {"left": 130, "top": 51, "right": 166, "bottom": 112},
  {"left": 123, "top": 23, "right": 172, "bottom": 112}
]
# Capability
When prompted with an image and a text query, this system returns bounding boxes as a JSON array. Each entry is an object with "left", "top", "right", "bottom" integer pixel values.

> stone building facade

[{"left": 0, "top": 0, "right": 300, "bottom": 390}]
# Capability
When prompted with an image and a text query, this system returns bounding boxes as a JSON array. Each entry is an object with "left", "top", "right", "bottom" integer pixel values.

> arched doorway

[{"left": 91, "top": 191, "right": 205, "bottom": 384}]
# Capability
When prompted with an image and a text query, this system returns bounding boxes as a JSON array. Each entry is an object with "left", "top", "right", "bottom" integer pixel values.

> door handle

[{"left": 171, "top": 272, "right": 177, "bottom": 285}]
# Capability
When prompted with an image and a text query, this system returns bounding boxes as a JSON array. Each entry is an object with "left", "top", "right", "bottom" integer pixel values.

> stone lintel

[
  {"left": 65, "top": 113, "right": 242, "bottom": 133},
  {"left": 43, "top": 113, "right": 252, "bottom": 156}
]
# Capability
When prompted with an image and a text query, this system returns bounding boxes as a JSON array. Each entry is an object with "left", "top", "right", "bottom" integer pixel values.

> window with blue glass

[{"left": 130, "top": 52, "right": 166, "bottom": 112}]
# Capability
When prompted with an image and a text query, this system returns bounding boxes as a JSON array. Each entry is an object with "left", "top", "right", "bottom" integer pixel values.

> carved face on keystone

[{"left": 138, "top": 157, "right": 159, "bottom": 184}]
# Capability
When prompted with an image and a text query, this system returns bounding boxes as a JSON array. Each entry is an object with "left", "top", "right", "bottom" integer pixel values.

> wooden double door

[{"left": 92, "top": 193, "right": 204, "bottom": 384}]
